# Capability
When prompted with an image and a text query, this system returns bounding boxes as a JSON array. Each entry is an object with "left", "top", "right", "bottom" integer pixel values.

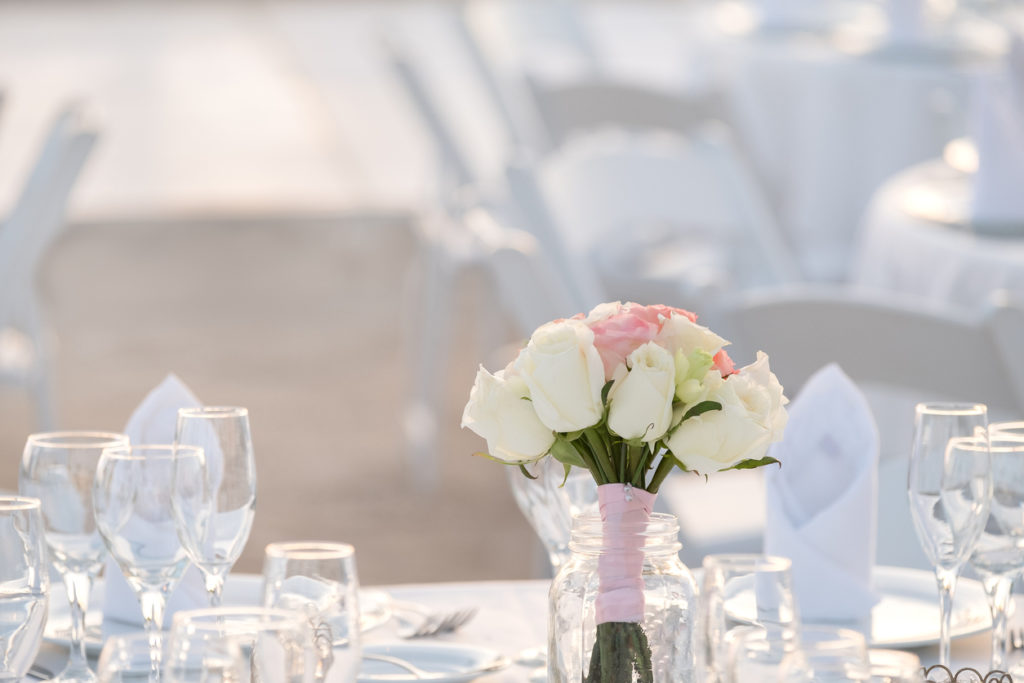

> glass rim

[
  {"left": 178, "top": 406, "right": 248, "bottom": 419},
  {"left": 101, "top": 444, "right": 204, "bottom": 460},
  {"left": 0, "top": 495, "right": 42, "bottom": 512},
  {"left": 27, "top": 431, "right": 129, "bottom": 449},
  {"left": 264, "top": 541, "right": 355, "bottom": 561},
  {"left": 701, "top": 553, "right": 792, "bottom": 573},
  {"left": 915, "top": 402, "right": 987, "bottom": 417},
  {"left": 993, "top": 421, "right": 1024, "bottom": 433}
]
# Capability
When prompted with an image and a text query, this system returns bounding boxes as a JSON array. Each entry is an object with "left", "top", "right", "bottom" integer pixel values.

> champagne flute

[
  {"left": 907, "top": 403, "right": 992, "bottom": 667},
  {"left": 0, "top": 496, "right": 48, "bottom": 682},
  {"left": 19, "top": 431, "right": 129, "bottom": 683},
  {"left": 174, "top": 407, "right": 256, "bottom": 606},
  {"left": 93, "top": 445, "right": 204, "bottom": 683},
  {"left": 968, "top": 427, "right": 1024, "bottom": 671}
]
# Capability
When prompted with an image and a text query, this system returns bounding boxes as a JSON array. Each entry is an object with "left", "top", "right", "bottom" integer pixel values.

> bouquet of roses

[{"left": 462, "top": 302, "right": 788, "bottom": 682}]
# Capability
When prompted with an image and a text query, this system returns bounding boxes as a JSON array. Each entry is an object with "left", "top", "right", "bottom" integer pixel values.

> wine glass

[
  {"left": 778, "top": 626, "right": 871, "bottom": 682},
  {"left": 0, "top": 496, "right": 49, "bottom": 681},
  {"left": 262, "top": 542, "right": 362, "bottom": 683},
  {"left": 168, "top": 607, "right": 313, "bottom": 683},
  {"left": 506, "top": 456, "right": 598, "bottom": 573},
  {"left": 174, "top": 406, "right": 256, "bottom": 606},
  {"left": 968, "top": 427, "right": 1024, "bottom": 671},
  {"left": 19, "top": 431, "right": 129, "bottom": 683},
  {"left": 93, "top": 445, "right": 204, "bottom": 683},
  {"left": 907, "top": 402, "right": 992, "bottom": 667}
]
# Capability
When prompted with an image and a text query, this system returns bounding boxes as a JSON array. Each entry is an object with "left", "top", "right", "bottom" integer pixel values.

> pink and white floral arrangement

[{"left": 462, "top": 301, "right": 789, "bottom": 682}]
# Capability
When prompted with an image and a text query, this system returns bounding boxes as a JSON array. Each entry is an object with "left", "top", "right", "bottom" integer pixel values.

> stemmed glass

[
  {"left": 174, "top": 406, "right": 256, "bottom": 606},
  {"left": 507, "top": 456, "right": 598, "bottom": 573},
  {"left": 968, "top": 426, "right": 1024, "bottom": 671},
  {"left": 0, "top": 496, "right": 49, "bottom": 681},
  {"left": 907, "top": 402, "right": 992, "bottom": 667},
  {"left": 93, "top": 445, "right": 205, "bottom": 682},
  {"left": 18, "top": 431, "right": 129, "bottom": 683}
]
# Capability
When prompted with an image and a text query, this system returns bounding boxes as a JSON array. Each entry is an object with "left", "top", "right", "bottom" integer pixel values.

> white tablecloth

[
  {"left": 717, "top": 22, "right": 1004, "bottom": 282},
  {"left": 852, "top": 159, "right": 1024, "bottom": 308},
  {"left": 30, "top": 576, "right": 1001, "bottom": 681}
]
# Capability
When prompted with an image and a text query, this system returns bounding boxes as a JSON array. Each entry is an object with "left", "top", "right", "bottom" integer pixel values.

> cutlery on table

[
  {"left": 362, "top": 652, "right": 509, "bottom": 680},
  {"left": 390, "top": 602, "right": 479, "bottom": 639}
]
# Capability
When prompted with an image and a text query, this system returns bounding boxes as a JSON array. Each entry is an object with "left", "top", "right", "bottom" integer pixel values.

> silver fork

[{"left": 392, "top": 603, "right": 479, "bottom": 639}]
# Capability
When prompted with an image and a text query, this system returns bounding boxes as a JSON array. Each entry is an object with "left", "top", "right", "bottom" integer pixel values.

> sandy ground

[{"left": 0, "top": 212, "right": 544, "bottom": 585}]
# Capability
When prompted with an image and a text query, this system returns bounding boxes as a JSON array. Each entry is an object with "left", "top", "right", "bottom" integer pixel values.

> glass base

[{"left": 53, "top": 664, "right": 98, "bottom": 683}]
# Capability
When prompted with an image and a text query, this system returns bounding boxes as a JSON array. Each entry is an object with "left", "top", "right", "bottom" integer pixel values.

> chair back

[{"left": 0, "top": 103, "right": 99, "bottom": 325}]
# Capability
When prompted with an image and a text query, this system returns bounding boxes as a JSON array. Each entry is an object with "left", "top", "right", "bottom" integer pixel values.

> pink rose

[
  {"left": 587, "top": 303, "right": 699, "bottom": 381},
  {"left": 713, "top": 349, "right": 736, "bottom": 376}
]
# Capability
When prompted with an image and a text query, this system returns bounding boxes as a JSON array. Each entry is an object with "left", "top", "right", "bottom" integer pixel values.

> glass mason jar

[{"left": 549, "top": 512, "right": 698, "bottom": 682}]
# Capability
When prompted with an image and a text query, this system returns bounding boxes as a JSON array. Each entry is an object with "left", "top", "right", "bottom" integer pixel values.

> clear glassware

[
  {"left": 168, "top": 607, "right": 312, "bottom": 683},
  {"left": 174, "top": 406, "right": 256, "bottom": 606},
  {"left": 98, "top": 635, "right": 166, "bottom": 683},
  {"left": 867, "top": 649, "right": 924, "bottom": 683},
  {"left": 548, "top": 512, "right": 698, "bottom": 682},
  {"left": 699, "top": 554, "right": 799, "bottom": 683},
  {"left": 262, "top": 541, "right": 362, "bottom": 683},
  {"left": 779, "top": 626, "right": 872, "bottom": 682},
  {"left": 0, "top": 496, "right": 48, "bottom": 682},
  {"left": 968, "top": 428, "right": 1024, "bottom": 671},
  {"left": 507, "top": 456, "right": 598, "bottom": 573},
  {"left": 93, "top": 445, "right": 204, "bottom": 683},
  {"left": 19, "top": 431, "right": 129, "bottom": 683},
  {"left": 907, "top": 403, "right": 992, "bottom": 668}
]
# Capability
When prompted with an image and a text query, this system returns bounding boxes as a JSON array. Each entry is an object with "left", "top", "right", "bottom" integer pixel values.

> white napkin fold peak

[
  {"left": 102, "top": 373, "right": 210, "bottom": 633},
  {"left": 764, "top": 363, "right": 881, "bottom": 624}
]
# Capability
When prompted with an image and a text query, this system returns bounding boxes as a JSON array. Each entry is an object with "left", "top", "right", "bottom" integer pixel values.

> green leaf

[
  {"left": 681, "top": 400, "right": 722, "bottom": 422},
  {"left": 720, "top": 456, "right": 782, "bottom": 472},
  {"left": 601, "top": 379, "right": 615, "bottom": 405},
  {"left": 549, "top": 437, "right": 587, "bottom": 469},
  {"left": 559, "top": 462, "right": 571, "bottom": 487},
  {"left": 563, "top": 429, "right": 585, "bottom": 442},
  {"left": 517, "top": 464, "right": 537, "bottom": 480}
]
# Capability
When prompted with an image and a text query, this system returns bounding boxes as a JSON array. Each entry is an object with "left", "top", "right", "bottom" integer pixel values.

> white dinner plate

[
  {"left": 44, "top": 574, "right": 392, "bottom": 655},
  {"left": 728, "top": 565, "right": 990, "bottom": 648},
  {"left": 358, "top": 642, "right": 510, "bottom": 683}
]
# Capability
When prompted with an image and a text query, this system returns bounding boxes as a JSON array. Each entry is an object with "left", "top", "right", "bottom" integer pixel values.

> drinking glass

[
  {"left": 907, "top": 403, "right": 992, "bottom": 667},
  {"left": 506, "top": 456, "right": 598, "bottom": 573},
  {"left": 968, "top": 427, "right": 1024, "bottom": 671},
  {"left": 867, "top": 649, "right": 924, "bottom": 683},
  {"left": 93, "top": 445, "right": 204, "bottom": 682},
  {"left": 700, "top": 554, "right": 799, "bottom": 683},
  {"left": 262, "top": 542, "right": 361, "bottom": 683},
  {"left": 97, "top": 635, "right": 165, "bottom": 683},
  {"left": 19, "top": 431, "right": 129, "bottom": 683},
  {"left": 174, "top": 407, "right": 257, "bottom": 606},
  {"left": 169, "top": 607, "right": 312, "bottom": 683},
  {"left": 779, "top": 626, "right": 871, "bottom": 682},
  {"left": 0, "top": 496, "right": 48, "bottom": 682}
]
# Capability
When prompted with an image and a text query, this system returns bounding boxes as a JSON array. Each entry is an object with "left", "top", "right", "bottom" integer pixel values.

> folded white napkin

[
  {"left": 764, "top": 364, "right": 880, "bottom": 624},
  {"left": 969, "top": 38, "right": 1024, "bottom": 230},
  {"left": 102, "top": 374, "right": 210, "bottom": 633}
]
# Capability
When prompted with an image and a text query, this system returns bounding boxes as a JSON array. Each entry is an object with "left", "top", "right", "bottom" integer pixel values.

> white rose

[
  {"left": 461, "top": 366, "right": 555, "bottom": 463},
  {"left": 666, "top": 352, "right": 788, "bottom": 473},
  {"left": 608, "top": 342, "right": 676, "bottom": 442},
  {"left": 654, "top": 313, "right": 728, "bottom": 357},
  {"left": 585, "top": 301, "right": 623, "bottom": 325},
  {"left": 514, "top": 319, "right": 605, "bottom": 432}
]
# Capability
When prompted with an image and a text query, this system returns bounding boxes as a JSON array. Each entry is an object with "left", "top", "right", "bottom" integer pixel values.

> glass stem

[
  {"left": 62, "top": 571, "right": 94, "bottom": 678},
  {"left": 935, "top": 566, "right": 959, "bottom": 668},
  {"left": 982, "top": 574, "right": 1014, "bottom": 671},
  {"left": 139, "top": 590, "right": 166, "bottom": 683},
  {"left": 204, "top": 569, "right": 226, "bottom": 607}
]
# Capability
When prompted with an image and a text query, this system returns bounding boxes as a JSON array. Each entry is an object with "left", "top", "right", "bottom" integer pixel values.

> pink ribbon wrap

[{"left": 595, "top": 483, "right": 657, "bottom": 625}]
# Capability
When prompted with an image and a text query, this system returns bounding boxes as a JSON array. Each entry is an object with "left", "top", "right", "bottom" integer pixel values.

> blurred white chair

[
  {"left": 509, "top": 129, "right": 800, "bottom": 321},
  {"left": 663, "top": 286, "right": 1024, "bottom": 569},
  {"left": 0, "top": 103, "right": 99, "bottom": 429},
  {"left": 525, "top": 76, "right": 729, "bottom": 152}
]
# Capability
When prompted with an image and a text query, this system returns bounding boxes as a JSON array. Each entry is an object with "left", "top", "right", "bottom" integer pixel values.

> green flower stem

[
  {"left": 584, "top": 430, "right": 617, "bottom": 484},
  {"left": 630, "top": 447, "right": 651, "bottom": 488},
  {"left": 647, "top": 455, "right": 676, "bottom": 493},
  {"left": 574, "top": 437, "right": 609, "bottom": 485}
]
